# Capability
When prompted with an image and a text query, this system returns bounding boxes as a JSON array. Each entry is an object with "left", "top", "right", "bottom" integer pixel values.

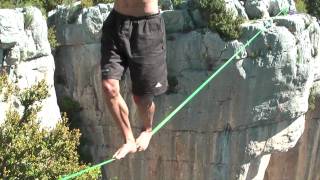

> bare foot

[
  {"left": 112, "top": 141, "right": 137, "bottom": 160},
  {"left": 136, "top": 131, "right": 153, "bottom": 151}
]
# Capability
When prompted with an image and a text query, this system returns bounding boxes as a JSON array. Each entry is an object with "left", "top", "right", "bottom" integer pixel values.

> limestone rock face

[
  {"left": 50, "top": 3, "right": 320, "bottom": 180},
  {"left": 265, "top": 97, "right": 320, "bottom": 180},
  {"left": 0, "top": 7, "right": 60, "bottom": 128}
]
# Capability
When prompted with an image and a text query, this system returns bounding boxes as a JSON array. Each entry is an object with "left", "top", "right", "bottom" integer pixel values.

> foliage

[
  {"left": 24, "top": 11, "right": 34, "bottom": 29},
  {"left": 0, "top": 71, "right": 18, "bottom": 102},
  {"left": 172, "top": 0, "right": 183, "bottom": 9},
  {"left": 94, "top": 0, "right": 114, "bottom": 4},
  {"left": 308, "top": 86, "right": 317, "bottom": 111},
  {"left": 48, "top": 26, "right": 59, "bottom": 50},
  {"left": 58, "top": 96, "right": 94, "bottom": 163},
  {"left": 59, "top": 96, "right": 81, "bottom": 115},
  {"left": 0, "top": 0, "right": 36, "bottom": 9},
  {"left": 0, "top": 1, "right": 16, "bottom": 9},
  {"left": 295, "top": 0, "right": 308, "bottom": 13},
  {"left": 306, "top": 0, "right": 320, "bottom": 19},
  {"left": 81, "top": 0, "right": 94, "bottom": 8},
  {"left": 0, "top": 0, "right": 115, "bottom": 12},
  {"left": 198, "top": 0, "right": 244, "bottom": 40},
  {"left": 82, "top": 0, "right": 114, "bottom": 8},
  {"left": 0, "top": 0, "right": 46, "bottom": 15},
  {"left": 0, "top": 73, "right": 101, "bottom": 179},
  {"left": 0, "top": 0, "right": 72, "bottom": 14}
]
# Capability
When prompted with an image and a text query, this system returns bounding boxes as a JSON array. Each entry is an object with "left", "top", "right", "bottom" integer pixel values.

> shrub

[
  {"left": 308, "top": 86, "right": 317, "bottom": 111},
  {"left": 172, "top": 0, "right": 183, "bottom": 9},
  {"left": 24, "top": 11, "right": 34, "bottom": 29},
  {"left": 306, "top": 0, "right": 320, "bottom": 19},
  {"left": 198, "top": 0, "right": 245, "bottom": 40},
  {"left": 0, "top": 0, "right": 16, "bottom": 9},
  {"left": 81, "top": 0, "right": 114, "bottom": 8},
  {"left": 81, "top": 0, "right": 94, "bottom": 8},
  {"left": 48, "top": 26, "right": 59, "bottom": 50},
  {"left": 0, "top": 0, "right": 115, "bottom": 12},
  {"left": 295, "top": 0, "right": 308, "bottom": 13},
  {"left": 58, "top": 96, "right": 94, "bottom": 163},
  {"left": 0, "top": 73, "right": 101, "bottom": 179},
  {"left": 94, "top": 0, "right": 114, "bottom": 4},
  {"left": 0, "top": 71, "right": 18, "bottom": 101}
]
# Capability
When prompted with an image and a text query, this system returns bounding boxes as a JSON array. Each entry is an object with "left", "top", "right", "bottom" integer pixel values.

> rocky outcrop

[
  {"left": 0, "top": 7, "right": 60, "bottom": 128},
  {"left": 49, "top": 2, "right": 320, "bottom": 180},
  {"left": 265, "top": 97, "right": 320, "bottom": 180},
  {"left": 160, "top": 0, "right": 297, "bottom": 21}
]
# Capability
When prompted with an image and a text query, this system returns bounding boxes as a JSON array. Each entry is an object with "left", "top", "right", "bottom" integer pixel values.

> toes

[
  {"left": 136, "top": 145, "right": 144, "bottom": 152},
  {"left": 112, "top": 150, "right": 120, "bottom": 159},
  {"left": 112, "top": 143, "right": 137, "bottom": 160}
]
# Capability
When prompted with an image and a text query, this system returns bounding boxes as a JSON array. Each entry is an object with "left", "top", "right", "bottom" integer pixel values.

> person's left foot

[
  {"left": 112, "top": 141, "right": 137, "bottom": 160},
  {"left": 136, "top": 131, "right": 153, "bottom": 151}
]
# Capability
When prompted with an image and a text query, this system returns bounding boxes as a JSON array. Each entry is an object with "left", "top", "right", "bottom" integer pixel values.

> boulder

[
  {"left": 162, "top": 10, "right": 196, "bottom": 33},
  {"left": 0, "top": 7, "right": 60, "bottom": 128}
]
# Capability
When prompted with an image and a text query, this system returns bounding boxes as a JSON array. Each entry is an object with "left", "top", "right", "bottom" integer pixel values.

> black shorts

[{"left": 100, "top": 9, "right": 168, "bottom": 96}]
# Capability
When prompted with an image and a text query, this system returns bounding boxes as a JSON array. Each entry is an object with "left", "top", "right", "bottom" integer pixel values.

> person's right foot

[
  {"left": 136, "top": 130, "right": 153, "bottom": 151},
  {"left": 112, "top": 141, "right": 137, "bottom": 160}
]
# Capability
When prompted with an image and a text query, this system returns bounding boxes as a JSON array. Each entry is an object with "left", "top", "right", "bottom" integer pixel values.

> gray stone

[
  {"left": 265, "top": 97, "right": 320, "bottom": 180},
  {"left": 245, "top": 0, "right": 270, "bottom": 19},
  {"left": 50, "top": 3, "right": 320, "bottom": 180},
  {"left": 243, "top": 0, "right": 295, "bottom": 19},
  {"left": 269, "top": 0, "right": 291, "bottom": 16},
  {"left": 162, "top": 10, "right": 195, "bottom": 33},
  {"left": 190, "top": 9, "right": 207, "bottom": 28},
  {"left": 48, "top": 3, "right": 113, "bottom": 45},
  {"left": 226, "top": 0, "right": 249, "bottom": 20},
  {"left": 0, "top": 7, "right": 60, "bottom": 128},
  {"left": 232, "top": 0, "right": 249, "bottom": 19},
  {"left": 0, "top": 7, "right": 51, "bottom": 64},
  {"left": 0, "top": 9, "right": 23, "bottom": 49},
  {"left": 159, "top": 0, "right": 174, "bottom": 10}
]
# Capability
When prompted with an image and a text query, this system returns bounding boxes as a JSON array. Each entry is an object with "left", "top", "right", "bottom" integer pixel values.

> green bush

[
  {"left": 24, "top": 11, "right": 34, "bottom": 29},
  {"left": 172, "top": 0, "right": 183, "bottom": 9},
  {"left": 81, "top": 0, "right": 114, "bottom": 8},
  {"left": 81, "top": 0, "right": 94, "bottom": 8},
  {"left": 198, "top": 0, "right": 244, "bottom": 40},
  {"left": 0, "top": 1, "right": 16, "bottom": 9},
  {"left": 308, "top": 86, "right": 317, "bottom": 111},
  {"left": 0, "top": 0, "right": 115, "bottom": 12},
  {"left": 48, "top": 26, "right": 59, "bottom": 50},
  {"left": 58, "top": 96, "right": 94, "bottom": 163},
  {"left": 296, "top": 0, "right": 308, "bottom": 13},
  {"left": 94, "top": 0, "right": 114, "bottom": 4},
  {"left": 0, "top": 72, "right": 18, "bottom": 101},
  {"left": 306, "top": 0, "right": 320, "bottom": 19},
  {"left": 0, "top": 73, "right": 101, "bottom": 179}
]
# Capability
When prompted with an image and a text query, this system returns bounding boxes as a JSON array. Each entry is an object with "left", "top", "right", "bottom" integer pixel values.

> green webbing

[
  {"left": 59, "top": 6, "right": 288, "bottom": 180},
  {"left": 60, "top": 159, "right": 116, "bottom": 180},
  {"left": 153, "top": 6, "right": 288, "bottom": 134}
]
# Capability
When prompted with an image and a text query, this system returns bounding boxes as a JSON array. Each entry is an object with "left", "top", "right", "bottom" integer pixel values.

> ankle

[
  {"left": 125, "top": 138, "right": 135, "bottom": 144},
  {"left": 142, "top": 127, "right": 152, "bottom": 133}
]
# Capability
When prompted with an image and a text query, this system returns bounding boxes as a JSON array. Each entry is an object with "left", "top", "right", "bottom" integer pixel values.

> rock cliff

[
  {"left": 48, "top": 1, "right": 320, "bottom": 179},
  {"left": 0, "top": 7, "right": 60, "bottom": 128}
]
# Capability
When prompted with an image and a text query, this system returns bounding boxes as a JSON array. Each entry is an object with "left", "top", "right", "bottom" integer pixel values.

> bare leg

[
  {"left": 102, "top": 79, "right": 137, "bottom": 159},
  {"left": 133, "top": 95, "right": 155, "bottom": 151}
]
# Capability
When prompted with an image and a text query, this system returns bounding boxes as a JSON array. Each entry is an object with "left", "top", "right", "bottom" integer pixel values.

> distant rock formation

[{"left": 0, "top": 7, "right": 60, "bottom": 128}]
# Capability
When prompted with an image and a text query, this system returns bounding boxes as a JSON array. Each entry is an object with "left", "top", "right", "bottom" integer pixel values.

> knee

[
  {"left": 133, "top": 95, "right": 154, "bottom": 107},
  {"left": 102, "top": 79, "right": 120, "bottom": 98}
]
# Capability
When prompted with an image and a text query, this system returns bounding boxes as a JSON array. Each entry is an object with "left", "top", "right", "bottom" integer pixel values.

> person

[{"left": 100, "top": 0, "right": 167, "bottom": 160}]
